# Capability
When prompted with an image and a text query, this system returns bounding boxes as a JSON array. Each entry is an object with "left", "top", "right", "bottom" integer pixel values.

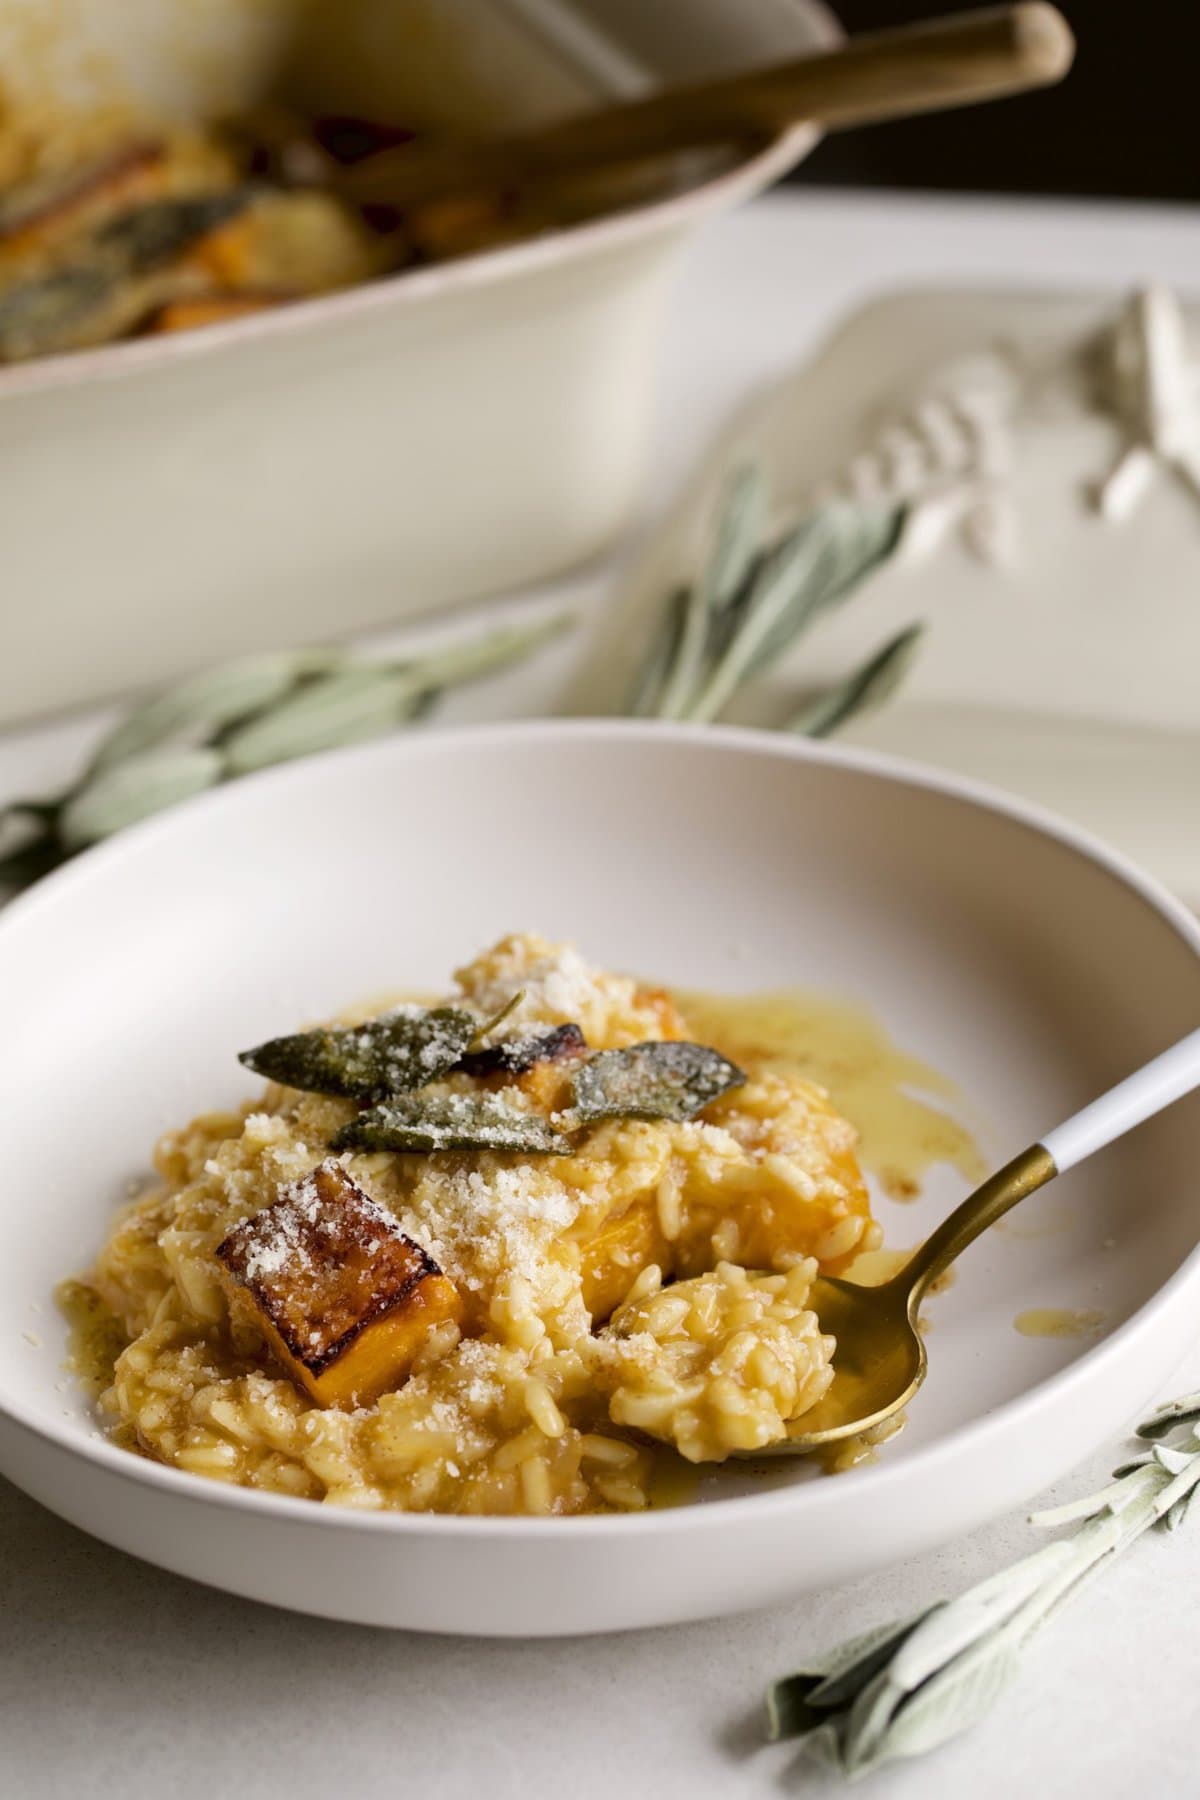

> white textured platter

[
  {"left": 576, "top": 289, "right": 1200, "bottom": 906},
  {"left": 1, "top": 721, "right": 1198, "bottom": 1636}
]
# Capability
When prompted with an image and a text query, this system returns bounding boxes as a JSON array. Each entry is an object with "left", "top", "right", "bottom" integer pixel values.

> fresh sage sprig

[
  {"left": 766, "top": 1390, "right": 1200, "bottom": 1780},
  {"left": 0, "top": 613, "right": 571, "bottom": 893},
  {"left": 786, "top": 623, "right": 925, "bottom": 739},
  {"left": 627, "top": 465, "right": 919, "bottom": 734}
]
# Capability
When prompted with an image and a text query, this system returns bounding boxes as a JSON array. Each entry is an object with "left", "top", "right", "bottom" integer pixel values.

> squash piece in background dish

[
  {"left": 0, "top": 142, "right": 168, "bottom": 267},
  {"left": 215, "top": 1160, "right": 461, "bottom": 1409},
  {"left": 142, "top": 291, "right": 290, "bottom": 333},
  {"left": 185, "top": 189, "right": 388, "bottom": 298},
  {"left": 0, "top": 129, "right": 238, "bottom": 275}
]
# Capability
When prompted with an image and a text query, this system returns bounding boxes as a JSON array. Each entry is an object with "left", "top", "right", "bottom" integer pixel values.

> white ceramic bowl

[{"left": 2, "top": 721, "right": 1198, "bottom": 1636}]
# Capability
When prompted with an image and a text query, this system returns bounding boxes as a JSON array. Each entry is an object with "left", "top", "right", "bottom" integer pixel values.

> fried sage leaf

[
  {"left": 458, "top": 1022, "right": 587, "bottom": 1077},
  {"left": 331, "top": 1093, "right": 574, "bottom": 1155},
  {"left": 571, "top": 1041, "right": 745, "bottom": 1124},
  {"left": 238, "top": 1006, "right": 479, "bottom": 1100}
]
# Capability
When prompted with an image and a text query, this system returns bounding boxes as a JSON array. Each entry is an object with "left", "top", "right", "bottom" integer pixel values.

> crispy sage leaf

[
  {"left": 786, "top": 623, "right": 924, "bottom": 739},
  {"left": 239, "top": 1006, "right": 479, "bottom": 1100},
  {"left": 571, "top": 1041, "right": 744, "bottom": 1123},
  {"left": 331, "top": 1092, "right": 574, "bottom": 1154},
  {"left": 465, "top": 989, "right": 524, "bottom": 1052},
  {"left": 458, "top": 1022, "right": 587, "bottom": 1077}
]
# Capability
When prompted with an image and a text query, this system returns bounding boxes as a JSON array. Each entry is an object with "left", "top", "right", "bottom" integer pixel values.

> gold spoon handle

[
  {"left": 896, "top": 1142, "right": 1057, "bottom": 1305},
  {"left": 897, "top": 1024, "right": 1200, "bottom": 1305},
  {"left": 341, "top": 4, "right": 1075, "bottom": 209}
]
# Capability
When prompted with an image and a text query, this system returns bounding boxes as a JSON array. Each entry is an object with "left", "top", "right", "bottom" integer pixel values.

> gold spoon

[
  {"left": 338, "top": 4, "right": 1075, "bottom": 214},
  {"left": 749, "top": 1024, "right": 1200, "bottom": 1455}
]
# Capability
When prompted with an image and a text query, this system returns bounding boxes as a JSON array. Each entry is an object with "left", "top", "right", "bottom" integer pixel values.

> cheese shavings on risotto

[{"left": 70, "top": 933, "right": 878, "bottom": 1514}]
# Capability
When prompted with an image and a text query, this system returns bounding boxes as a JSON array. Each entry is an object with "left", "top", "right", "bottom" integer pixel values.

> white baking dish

[{"left": 0, "top": 0, "right": 836, "bottom": 726}]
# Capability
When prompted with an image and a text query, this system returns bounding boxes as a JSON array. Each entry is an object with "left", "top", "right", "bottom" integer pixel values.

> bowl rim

[
  {"left": 4, "top": 717, "right": 1199, "bottom": 1539},
  {"left": 0, "top": 5, "right": 841, "bottom": 401}
]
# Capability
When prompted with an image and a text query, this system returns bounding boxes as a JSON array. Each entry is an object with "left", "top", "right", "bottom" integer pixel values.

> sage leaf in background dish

[
  {"left": 571, "top": 1041, "right": 745, "bottom": 1123},
  {"left": 0, "top": 192, "right": 258, "bottom": 362},
  {"left": 787, "top": 623, "right": 925, "bottom": 740},
  {"left": 656, "top": 463, "right": 766, "bottom": 720},
  {"left": 58, "top": 746, "right": 225, "bottom": 849},
  {"left": 331, "top": 1092, "right": 574, "bottom": 1154},
  {"left": 685, "top": 501, "right": 906, "bottom": 724},
  {"left": 0, "top": 265, "right": 113, "bottom": 362},
  {"left": 221, "top": 667, "right": 429, "bottom": 774},
  {"left": 88, "top": 648, "right": 346, "bottom": 773},
  {"left": 96, "top": 191, "right": 257, "bottom": 275},
  {"left": 766, "top": 1391, "right": 1200, "bottom": 1780},
  {"left": 239, "top": 1007, "right": 480, "bottom": 1100}
]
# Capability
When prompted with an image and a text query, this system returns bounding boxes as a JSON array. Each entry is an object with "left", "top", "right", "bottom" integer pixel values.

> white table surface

[{"left": 5, "top": 189, "right": 1200, "bottom": 1799}]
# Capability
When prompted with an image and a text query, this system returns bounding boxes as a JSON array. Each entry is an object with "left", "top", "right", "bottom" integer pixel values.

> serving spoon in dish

[
  {"left": 742, "top": 1025, "right": 1200, "bottom": 1457},
  {"left": 340, "top": 4, "right": 1075, "bottom": 216}
]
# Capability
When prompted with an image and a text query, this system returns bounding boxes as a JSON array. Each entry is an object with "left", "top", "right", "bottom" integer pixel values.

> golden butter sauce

[
  {"left": 676, "top": 986, "right": 984, "bottom": 1200},
  {"left": 1014, "top": 1307, "right": 1105, "bottom": 1339}
]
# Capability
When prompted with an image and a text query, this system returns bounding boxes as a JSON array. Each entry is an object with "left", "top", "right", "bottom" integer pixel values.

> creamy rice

[{"left": 72, "top": 933, "right": 879, "bottom": 1515}]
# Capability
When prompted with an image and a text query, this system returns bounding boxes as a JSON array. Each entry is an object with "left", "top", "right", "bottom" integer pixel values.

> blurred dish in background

[{"left": 0, "top": 0, "right": 842, "bottom": 725}]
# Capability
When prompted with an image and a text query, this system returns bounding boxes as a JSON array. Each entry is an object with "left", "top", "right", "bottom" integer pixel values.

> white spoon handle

[{"left": 1042, "top": 1026, "right": 1200, "bottom": 1174}]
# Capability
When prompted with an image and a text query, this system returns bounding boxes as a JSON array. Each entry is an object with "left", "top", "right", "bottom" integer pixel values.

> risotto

[{"left": 67, "top": 933, "right": 880, "bottom": 1515}]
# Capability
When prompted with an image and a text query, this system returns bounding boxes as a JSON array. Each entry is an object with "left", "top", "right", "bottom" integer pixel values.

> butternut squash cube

[{"left": 215, "top": 1160, "right": 461, "bottom": 1409}]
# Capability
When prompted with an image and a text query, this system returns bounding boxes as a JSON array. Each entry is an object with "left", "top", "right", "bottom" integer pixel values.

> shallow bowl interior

[{"left": 1, "top": 721, "right": 1198, "bottom": 1634}]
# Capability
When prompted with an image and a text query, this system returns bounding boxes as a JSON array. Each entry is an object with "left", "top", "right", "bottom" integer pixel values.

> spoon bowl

[
  {"left": 740, "top": 1023, "right": 1200, "bottom": 1457},
  {"left": 774, "top": 1274, "right": 926, "bottom": 1451}
]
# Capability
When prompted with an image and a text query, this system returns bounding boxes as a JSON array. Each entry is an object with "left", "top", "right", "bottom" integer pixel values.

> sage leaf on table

[
  {"left": 0, "top": 611, "right": 571, "bottom": 895},
  {"left": 625, "top": 463, "right": 913, "bottom": 734},
  {"left": 221, "top": 667, "right": 428, "bottom": 774},
  {"left": 656, "top": 462, "right": 766, "bottom": 720},
  {"left": 629, "top": 587, "right": 688, "bottom": 718},
  {"left": 86, "top": 647, "right": 347, "bottom": 774},
  {"left": 59, "top": 746, "right": 225, "bottom": 849},
  {"left": 766, "top": 1390, "right": 1200, "bottom": 1781},
  {"left": 786, "top": 624, "right": 925, "bottom": 739}
]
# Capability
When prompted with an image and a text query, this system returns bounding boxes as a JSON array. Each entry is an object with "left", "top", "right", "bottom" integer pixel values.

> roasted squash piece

[
  {"left": 578, "top": 1196, "right": 673, "bottom": 1323},
  {"left": 215, "top": 1160, "right": 460, "bottom": 1409}
]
